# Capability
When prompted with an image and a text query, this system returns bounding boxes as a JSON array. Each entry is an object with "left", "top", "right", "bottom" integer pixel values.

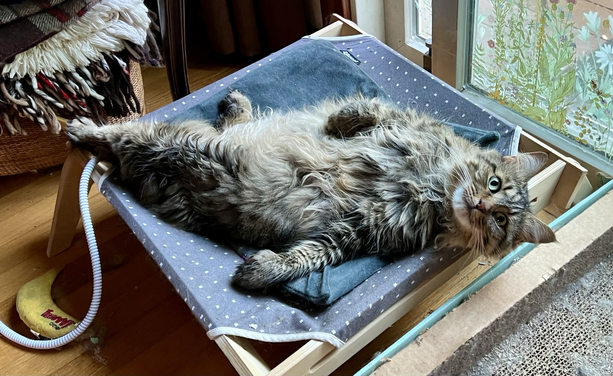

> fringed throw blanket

[
  {"left": 0, "top": 0, "right": 99, "bottom": 66},
  {"left": 0, "top": 0, "right": 162, "bottom": 136}
]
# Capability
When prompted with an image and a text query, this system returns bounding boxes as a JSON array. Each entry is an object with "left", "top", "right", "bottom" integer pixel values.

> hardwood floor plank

[
  {"left": 171, "top": 345, "right": 239, "bottom": 376},
  {"left": 111, "top": 320, "right": 234, "bottom": 376},
  {"left": 0, "top": 167, "right": 61, "bottom": 200},
  {"left": 68, "top": 296, "right": 196, "bottom": 375},
  {"left": 0, "top": 192, "right": 113, "bottom": 276}
]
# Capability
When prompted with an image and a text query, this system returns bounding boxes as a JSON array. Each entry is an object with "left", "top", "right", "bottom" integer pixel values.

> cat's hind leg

[
  {"left": 65, "top": 118, "right": 235, "bottom": 209},
  {"left": 232, "top": 221, "right": 361, "bottom": 289},
  {"left": 65, "top": 117, "right": 126, "bottom": 160},
  {"left": 67, "top": 118, "right": 242, "bottom": 232},
  {"left": 215, "top": 90, "right": 253, "bottom": 130},
  {"left": 324, "top": 97, "right": 405, "bottom": 138},
  {"left": 232, "top": 242, "right": 348, "bottom": 290},
  {"left": 66, "top": 117, "right": 219, "bottom": 163}
]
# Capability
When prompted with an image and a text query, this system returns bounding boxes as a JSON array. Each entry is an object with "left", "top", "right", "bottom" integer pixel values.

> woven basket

[{"left": 0, "top": 60, "right": 145, "bottom": 176}]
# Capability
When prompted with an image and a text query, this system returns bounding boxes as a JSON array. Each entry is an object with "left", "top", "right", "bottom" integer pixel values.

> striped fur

[{"left": 66, "top": 92, "right": 555, "bottom": 290}]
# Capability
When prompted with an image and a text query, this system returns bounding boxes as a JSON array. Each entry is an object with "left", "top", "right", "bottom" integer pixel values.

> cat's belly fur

[{"left": 214, "top": 112, "right": 385, "bottom": 248}]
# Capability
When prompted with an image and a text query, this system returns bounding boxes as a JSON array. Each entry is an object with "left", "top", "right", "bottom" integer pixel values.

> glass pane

[
  {"left": 470, "top": 0, "right": 613, "bottom": 160},
  {"left": 417, "top": 0, "right": 433, "bottom": 40}
]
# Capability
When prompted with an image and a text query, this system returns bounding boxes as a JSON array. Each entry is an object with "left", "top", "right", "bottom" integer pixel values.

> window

[
  {"left": 354, "top": 0, "right": 432, "bottom": 66},
  {"left": 467, "top": 0, "right": 613, "bottom": 165},
  {"left": 403, "top": 0, "right": 432, "bottom": 55},
  {"left": 412, "top": 0, "right": 432, "bottom": 41}
]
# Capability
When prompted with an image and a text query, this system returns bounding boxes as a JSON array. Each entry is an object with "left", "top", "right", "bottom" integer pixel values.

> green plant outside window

[{"left": 471, "top": 0, "right": 613, "bottom": 160}]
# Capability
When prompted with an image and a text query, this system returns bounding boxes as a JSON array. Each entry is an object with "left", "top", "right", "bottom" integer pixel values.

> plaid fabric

[
  {"left": 0, "top": 0, "right": 100, "bottom": 64},
  {"left": 0, "top": 0, "right": 161, "bottom": 137}
]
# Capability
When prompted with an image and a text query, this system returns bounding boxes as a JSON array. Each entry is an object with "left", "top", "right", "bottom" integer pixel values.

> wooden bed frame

[{"left": 46, "top": 16, "right": 593, "bottom": 376}]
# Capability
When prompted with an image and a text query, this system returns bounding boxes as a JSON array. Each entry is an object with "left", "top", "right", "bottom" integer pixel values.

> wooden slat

[
  {"left": 551, "top": 165, "right": 589, "bottom": 210},
  {"left": 311, "top": 252, "right": 477, "bottom": 376},
  {"left": 310, "top": 20, "right": 345, "bottom": 37},
  {"left": 310, "top": 14, "right": 365, "bottom": 37},
  {"left": 46, "top": 148, "right": 111, "bottom": 258},
  {"left": 268, "top": 340, "right": 335, "bottom": 376},
  {"left": 519, "top": 132, "right": 591, "bottom": 210},
  {"left": 215, "top": 335, "right": 270, "bottom": 376},
  {"left": 47, "top": 150, "right": 89, "bottom": 257},
  {"left": 528, "top": 160, "right": 566, "bottom": 214},
  {"left": 569, "top": 174, "right": 593, "bottom": 207}
]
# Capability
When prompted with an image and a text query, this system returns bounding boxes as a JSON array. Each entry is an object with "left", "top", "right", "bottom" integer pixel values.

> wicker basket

[{"left": 0, "top": 60, "right": 145, "bottom": 176}]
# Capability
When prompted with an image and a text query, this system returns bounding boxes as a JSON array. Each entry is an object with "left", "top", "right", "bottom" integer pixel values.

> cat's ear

[
  {"left": 515, "top": 214, "right": 556, "bottom": 245},
  {"left": 502, "top": 152, "right": 548, "bottom": 179}
]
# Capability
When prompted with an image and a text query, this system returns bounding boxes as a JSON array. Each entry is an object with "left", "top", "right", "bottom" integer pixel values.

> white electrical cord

[{"left": 0, "top": 157, "right": 102, "bottom": 349}]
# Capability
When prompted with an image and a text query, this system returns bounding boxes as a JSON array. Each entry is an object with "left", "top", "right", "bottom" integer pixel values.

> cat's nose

[{"left": 475, "top": 199, "right": 486, "bottom": 212}]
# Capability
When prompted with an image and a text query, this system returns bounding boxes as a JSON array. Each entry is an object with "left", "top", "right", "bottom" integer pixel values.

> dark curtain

[{"left": 197, "top": 0, "right": 324, "bottom": 57}]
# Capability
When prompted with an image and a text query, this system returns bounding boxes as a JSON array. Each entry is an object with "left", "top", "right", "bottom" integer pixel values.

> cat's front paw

[{"left": 232, "top": 249, "right": 281, "bottom": 290}]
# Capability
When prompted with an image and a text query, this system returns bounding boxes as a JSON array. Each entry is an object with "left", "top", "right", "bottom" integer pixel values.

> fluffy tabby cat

[{"left": 67, "top": 91, "right": 556, "bottom": 289}]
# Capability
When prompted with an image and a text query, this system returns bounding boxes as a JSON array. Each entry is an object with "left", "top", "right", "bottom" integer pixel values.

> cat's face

[{"left": 450, "top": 151, "right": 556, "bottom": 257}]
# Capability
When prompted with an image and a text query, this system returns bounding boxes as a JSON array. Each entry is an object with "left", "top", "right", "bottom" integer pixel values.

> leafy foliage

[{"left": 471, "top": 0, "right": 613, "bottom": 159}]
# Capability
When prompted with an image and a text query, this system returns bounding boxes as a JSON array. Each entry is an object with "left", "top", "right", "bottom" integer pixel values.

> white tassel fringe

[{"left": 2, "top": 0, "right": 150, "bottom": 78}]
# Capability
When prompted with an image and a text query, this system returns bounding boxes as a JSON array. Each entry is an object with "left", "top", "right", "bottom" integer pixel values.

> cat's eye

[
  {"left": 493, "top": 212, "right": 508, "bottom": 227},
  {"left": 488, "top": 176, "right": 502, "bottom": 193}
]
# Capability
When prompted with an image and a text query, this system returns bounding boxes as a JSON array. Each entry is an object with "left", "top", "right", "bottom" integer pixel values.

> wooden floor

[
  {"left": 0, "top": 49, "right": 501, "bottom": 375},
  {"left": 0, "top": 57, "right": 250, "bottom": 375}
]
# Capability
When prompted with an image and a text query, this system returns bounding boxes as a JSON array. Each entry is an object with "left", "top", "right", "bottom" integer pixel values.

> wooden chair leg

[
  {"left": 157, "top": 0, "right": 190, "bottom": 100},
  {"left": 47, "top": 149, "right": 90, "bottom": 257}
]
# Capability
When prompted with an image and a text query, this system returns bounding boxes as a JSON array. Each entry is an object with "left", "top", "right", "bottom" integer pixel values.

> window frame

[
  {"left": 353, "top": 0, "right": 430, "bottom": 67},
  {"left": 402, "top": 0, "right": 431, "bottom": 56},
  {"left": 388, "top": 0, "right": 430, "bottom": 67},
  {"left": 412, "top": 0, "right": 433, "bottom": 42}
]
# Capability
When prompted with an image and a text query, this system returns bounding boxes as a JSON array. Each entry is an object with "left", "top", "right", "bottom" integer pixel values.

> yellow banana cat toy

[{"left": 16, "top": 268, "right": 80, "bottom": 339}]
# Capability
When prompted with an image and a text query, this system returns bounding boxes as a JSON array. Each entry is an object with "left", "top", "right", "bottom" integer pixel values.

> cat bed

[
  {"left": 145, "top": 37, "right": 502, "bottom": 307},
  {"left": 96, "top": 35, "right": 520, "bottom": 347}
]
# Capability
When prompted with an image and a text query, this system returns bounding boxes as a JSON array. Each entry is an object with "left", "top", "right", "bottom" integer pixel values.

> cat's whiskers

[
  {"left": 465, "top": 212, "right": 487, "bottom": 257},
  {"left": 419, "top": 133, "right": 472, "bottom": 196},
  {"left": 491, "top": 240, "right": 509, "bottom": 260},
  {"left": 456, "top": 247, "right": 479, "bottom": 271}
]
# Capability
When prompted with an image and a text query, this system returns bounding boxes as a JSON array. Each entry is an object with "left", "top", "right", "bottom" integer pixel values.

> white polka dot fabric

[
  {"left": 98, "top": 35, "right": 519, "bottom": 347},
  {"left": 330, "top": 36, "right": 520, "bottom": 156}
]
